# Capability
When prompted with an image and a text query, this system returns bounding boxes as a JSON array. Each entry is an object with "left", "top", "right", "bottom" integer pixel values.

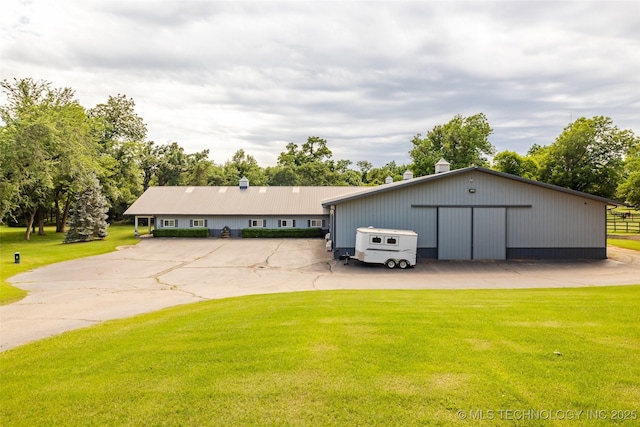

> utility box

[
  {"left": 14, "top": 252, "right": 20, "bottom": 264},
  {"left": 349, "top": 227, "right": 418, "bottom": 269}
]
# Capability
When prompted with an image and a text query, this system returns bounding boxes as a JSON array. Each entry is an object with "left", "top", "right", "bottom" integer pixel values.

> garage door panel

[
  {"left": 473, "top": 208, "right": 506, "bottom": 260},
  {"left": 438, "top": 208, "right": 471, "bottom": 260}
]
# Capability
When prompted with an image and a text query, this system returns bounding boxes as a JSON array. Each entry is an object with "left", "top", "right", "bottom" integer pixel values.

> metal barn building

[
  {"left": 323, "top": 166, "right": 618, "bottom": 260},
  {"left": 124, "top": 164, "right": 619, "bottom": 261}
]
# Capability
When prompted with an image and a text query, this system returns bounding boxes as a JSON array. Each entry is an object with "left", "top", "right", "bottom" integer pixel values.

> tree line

[{"left": 1, "top": 78, "right": 639, "bottom": 240}]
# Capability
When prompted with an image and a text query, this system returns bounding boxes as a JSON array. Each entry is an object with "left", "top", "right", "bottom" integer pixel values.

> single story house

[
  {"left": 124, "top": 178, "right": 364, "bottom": 238},
  {"left": 125, "top": 162, "right": 621, "bottom": 260}
]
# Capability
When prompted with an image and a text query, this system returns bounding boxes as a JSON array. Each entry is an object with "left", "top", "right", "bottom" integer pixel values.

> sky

[{"left": 2, "top": 0, "right": 639, "bottom": 167}]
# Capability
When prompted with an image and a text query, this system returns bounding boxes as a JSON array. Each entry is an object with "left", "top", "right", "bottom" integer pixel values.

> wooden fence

[
  {"left": 607, "top": 209, "right": 640, "bottom": 234},
  {"left": 607, "top": 221, "right": 640, "bottom": 234}
]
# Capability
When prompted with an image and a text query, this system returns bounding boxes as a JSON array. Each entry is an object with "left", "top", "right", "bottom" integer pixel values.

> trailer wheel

[
  {"left": 385, "top": 259, "right": 397, "bottom": 269},
  {"left": 398, "top": 260, "right": 409, "bottom": 269}
]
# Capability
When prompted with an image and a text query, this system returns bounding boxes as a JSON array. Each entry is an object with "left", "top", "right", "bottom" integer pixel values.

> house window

[
  {"left": 163, "top": 219, "right": 176, "bottom": 228},
  {"left": 279, "top": 219, "right": 295, "bottom": 228},
  {"left": 192, "top": 219, "right": 207, "bottom": 228},
  {"left": 309, "top": 219, "right": 325, "bottom": 227},
  {"left": 250, "top": 219, "right": 265, "bottom": 228}
]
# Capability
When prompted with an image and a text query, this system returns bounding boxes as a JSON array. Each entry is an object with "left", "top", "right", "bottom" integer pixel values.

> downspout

[{"left": 330, "top": 205, "right": 336, "bottom": 256}]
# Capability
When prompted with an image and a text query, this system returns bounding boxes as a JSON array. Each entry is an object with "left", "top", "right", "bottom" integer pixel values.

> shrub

[
  {"left": 153, "top": 228, "right": 209, "bottom": 238},
  {"left": 241, "top": 228, "right": 324, "bottom": 238}
]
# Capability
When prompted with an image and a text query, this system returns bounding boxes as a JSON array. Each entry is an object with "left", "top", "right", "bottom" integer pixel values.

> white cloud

[{"left": 2, "top": 0, "right": 639, "bottom": 166}]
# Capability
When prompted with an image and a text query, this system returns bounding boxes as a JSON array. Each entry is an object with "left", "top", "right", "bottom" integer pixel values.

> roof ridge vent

[
  {"left": 435, "top": 158, "right": 451, "bottom": 173},
  {"left": 385, "top": 176, "right": 393, "bottom": 184},
  {"left": 403, "top": 170, "right": 413, "bottom": 180},
  {"left": 239, "top": 176, "right": 249, "bottom": 189}
]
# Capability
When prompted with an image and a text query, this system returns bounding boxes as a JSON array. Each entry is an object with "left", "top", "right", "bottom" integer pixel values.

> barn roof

[
  {"left": 123, "top": 185, "right": 365, "bottom": 216},
  {"left": 321, "top": 166, "right": 625, "bottom": 207}
]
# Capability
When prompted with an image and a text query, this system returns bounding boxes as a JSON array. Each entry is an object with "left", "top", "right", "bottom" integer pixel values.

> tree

[
  {"left": 88, "top": 94, "right": 148, "bottom": 219},
  {"left": 539, "top": 116, "right": 635, "bottom": 198},
  {"left": 410, "top": 113, "right": 495, "bottom": 176},
  {"left": 155, "top": 142, "right": 187, "bottom": 186},
  {"left": 1, "top": 78, "right": 97, "bottom": 239},
  {"left": 64, "top": 176, "right": 109, "bottom": 243},
  {"left": 492, "top": 150, "right": 539, "bottom": 180},
  {"left": 88, "top": 94, "right": 147, "bottom": 146},
  {"left": 275, "top": 137, "right": 342, "bottom": 185},
  {"left": 266, "top": 165, "right": 299, "bottom": 186},
  {"left": 222, "top": 149, "right": 267, "bottom": 185},
  {"left": 278, "top": 136, "right": 333, "bottom": 167},
  {"left": 617, "top": 142, "right": 640, "bottom": 207},
  {"left": 182, "top": 149, "right": 217, "bottom": 186},
  {"left": 362, "top": 161, "right": 410, "bottom": 185}
]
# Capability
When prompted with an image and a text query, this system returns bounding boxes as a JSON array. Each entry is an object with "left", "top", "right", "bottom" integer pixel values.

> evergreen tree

[{"left": 64, "top": 176, "right": 109, "bottom": 243}]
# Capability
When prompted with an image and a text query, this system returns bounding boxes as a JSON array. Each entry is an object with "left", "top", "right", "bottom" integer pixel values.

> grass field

[
  {"left": 0, "top": 224, "right": 140, "bottom": 305},
  {"left": 1, "top": 287, "right": 639, "bottom": 426},
  {"left": 608, "top": 239, "right": 640, "bottom": 251}
]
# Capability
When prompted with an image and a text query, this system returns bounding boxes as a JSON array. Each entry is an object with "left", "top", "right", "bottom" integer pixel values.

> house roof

[
  {"left": 321, "top": 166, "right": 625, "bottom": 207},
  {"left": 123, "top": 185, "right": 366, "bottom": 216}
]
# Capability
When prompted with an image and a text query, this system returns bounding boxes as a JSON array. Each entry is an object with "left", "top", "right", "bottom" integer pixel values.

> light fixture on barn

[{"left": 468, "top": 178, "right": 476, "bottom": 193}]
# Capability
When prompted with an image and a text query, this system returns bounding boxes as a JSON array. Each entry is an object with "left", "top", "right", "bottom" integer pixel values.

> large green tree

[
  {"left": 275, "top": 136, "right": 345, "bottom": 185},
  {"left": 410, "top": 113, "right": 495, "bottom": 176},
  {"left": 491, "top": 150, "right": 540, "bottom": 180},
  {"left": 617, "top": 141, "right": 640, "bottom": 207},
  {"left": 539, "top": 116, "right": 635, "bottom": 198},
  {"left": 0, "top": 78, "right": 97, "bottom": 239},
  {"left": 88, "top": 94, "right": 148, "bottom": 219}
]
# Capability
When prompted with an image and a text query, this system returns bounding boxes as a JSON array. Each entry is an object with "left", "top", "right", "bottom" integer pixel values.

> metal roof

[
  {"left": 124, "top": 168, "right": 625, "bottom": 217},
  {"left": 321, "top": 166, "right": 625, "bottom": 207},
  {"left": 123, "top": 185, "right": 366, "bottom": 216}
]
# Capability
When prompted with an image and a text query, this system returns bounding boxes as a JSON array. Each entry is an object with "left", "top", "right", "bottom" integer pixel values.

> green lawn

[
  {"left": 0, "top": 224, "right": 140, "bottom": 305},
  {"left": 1, "top": 287, "right": 639, "bottom": 426},
  {"left": 608, "top": 238, "right": 640, "bottom": 251}
]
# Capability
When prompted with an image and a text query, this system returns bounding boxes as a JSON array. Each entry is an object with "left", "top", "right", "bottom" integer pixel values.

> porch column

[{"left": 134, "top": 216, "right": 139, "bottom": 237}]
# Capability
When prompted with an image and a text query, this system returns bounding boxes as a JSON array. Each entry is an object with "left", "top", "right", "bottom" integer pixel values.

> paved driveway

[{"left": 2, "top": 238, "right": 639, "bottom": 351}]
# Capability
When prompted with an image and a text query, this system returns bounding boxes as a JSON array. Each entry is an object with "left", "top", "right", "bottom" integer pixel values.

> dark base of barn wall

[
  {"left": 333, "top": 247, "right": 606, "bottom": 260},
  {"left": 506, "top": 247, "right": 606, "bottom": 260}
]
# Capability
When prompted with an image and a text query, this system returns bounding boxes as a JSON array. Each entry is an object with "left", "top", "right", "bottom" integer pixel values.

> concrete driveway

[{"left": 2, "top": 238, "right": 639, "bottom": 351}]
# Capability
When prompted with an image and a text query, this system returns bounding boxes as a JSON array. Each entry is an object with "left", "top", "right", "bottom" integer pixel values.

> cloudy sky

[{"left": 2, "top": 0, "right": 639, "bottom": 167}]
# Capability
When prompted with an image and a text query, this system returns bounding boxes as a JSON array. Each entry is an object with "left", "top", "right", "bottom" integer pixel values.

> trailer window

[
  {"left": 371, "top": 236, "right": 382, "bottom": 244},
  {"left": 386, "top": 237, "right": 397, "bottom": 245}
]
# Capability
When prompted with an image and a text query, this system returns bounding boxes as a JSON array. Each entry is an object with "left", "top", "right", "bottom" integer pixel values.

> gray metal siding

[
  {"left": 438, "top": 208, "right": 472, "bottom": 260},
  {"left": 473, "top": 208, "right": 506, "bottom": 260},
  {"left": 333, "top": 170, "right": 607, "bottom": 258}
]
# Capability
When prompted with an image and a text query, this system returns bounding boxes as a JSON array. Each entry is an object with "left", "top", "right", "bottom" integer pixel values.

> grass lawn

[
  {"left": 1, "top": 287, "right": 639, "bottom": 426},
  {"left": 0, "top": 224, "right": 140, "bottom": 305},
  {"left": 608, "top": 238, "right": 640, "bottom": 251}
]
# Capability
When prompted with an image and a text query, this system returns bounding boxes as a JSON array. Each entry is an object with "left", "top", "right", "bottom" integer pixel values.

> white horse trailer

[{"left": 345, "top": 227, "right": 418, "bottom": 269}]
